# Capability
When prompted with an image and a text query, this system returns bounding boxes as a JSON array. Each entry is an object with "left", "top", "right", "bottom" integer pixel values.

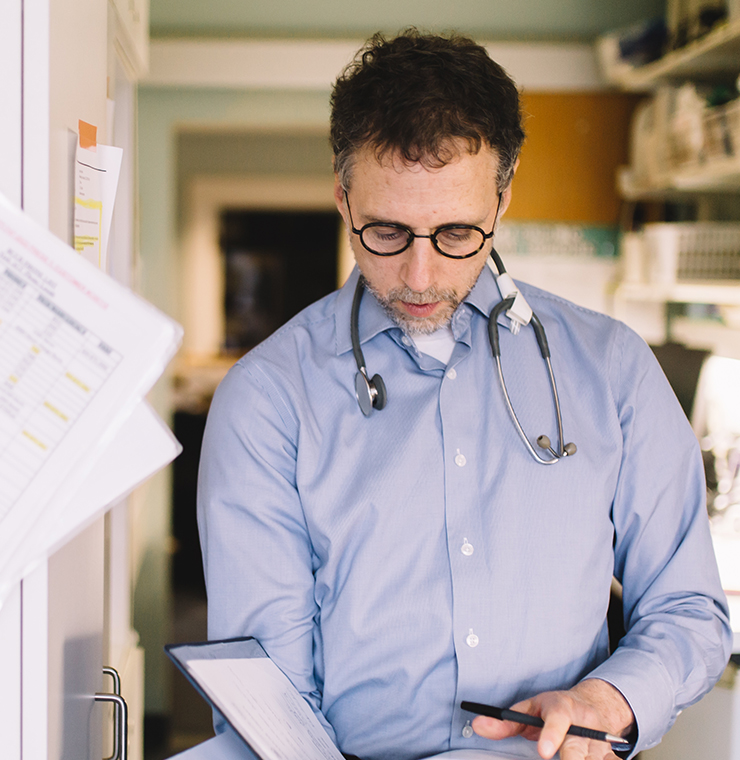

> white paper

[
  {"left": 0, "top": 192, "right": 182, "bottom": 605},
  {"left": 187, "top": 658, "right": 344, "bottom": 760},
  {"left": 11, "top": 399, "right": 181, "bottom": 581},
  {"left": 74, "top": 142, "right": 123, "bottom": 270},
  {"left": 74, "top": 144, "right": 103, "bottom": 264}
]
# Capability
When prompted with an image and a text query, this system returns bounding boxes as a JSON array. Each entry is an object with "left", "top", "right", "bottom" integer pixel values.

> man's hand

[{"left": 471, "top": 679, "right": 635, "bottom": 760}]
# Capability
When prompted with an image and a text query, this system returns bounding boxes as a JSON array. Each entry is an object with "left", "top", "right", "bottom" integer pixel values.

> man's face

[{"left": 334, "top": 143, "right": 512, "bottom": 335}]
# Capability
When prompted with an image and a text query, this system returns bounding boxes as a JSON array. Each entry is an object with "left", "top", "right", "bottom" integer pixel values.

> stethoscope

[{"left": 350, "top": 247, "right": 577, "bottom": 465}]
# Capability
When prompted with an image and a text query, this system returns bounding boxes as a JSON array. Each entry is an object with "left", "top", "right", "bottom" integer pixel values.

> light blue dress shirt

[{"left": 197, "top": 265, "right": 731, "bottom": 760}]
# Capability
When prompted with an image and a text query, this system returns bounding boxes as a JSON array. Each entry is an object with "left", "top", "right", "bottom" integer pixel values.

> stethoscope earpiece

[
  {"left": 489, "top": 265, "right": 576, "bottom": 465},
  {"left": 537, "top": 435, "right": 577, "bottom": 459}
]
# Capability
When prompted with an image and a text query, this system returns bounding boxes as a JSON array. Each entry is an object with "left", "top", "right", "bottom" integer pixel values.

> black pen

[{"left": 461, "top": 701, "right": 633, "bottom": 751}]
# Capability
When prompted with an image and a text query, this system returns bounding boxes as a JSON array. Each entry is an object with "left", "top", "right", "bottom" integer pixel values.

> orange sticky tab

[{"left": 78, "top": 120, "right": 97, "bottom": 150}]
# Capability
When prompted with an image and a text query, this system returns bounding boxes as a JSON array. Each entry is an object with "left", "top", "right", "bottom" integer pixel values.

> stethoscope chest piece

[
  {"left": 354, "top": 369, "right": 387, "bottom": 416},
  {"left": 351, "top": 281, "right": 388, "bottom": 416}
]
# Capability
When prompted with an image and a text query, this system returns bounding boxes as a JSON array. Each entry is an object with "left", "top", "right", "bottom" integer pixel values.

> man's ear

[
  {"left": 497, "top": 158, "right": 519, "bottom": 220},
  {"left": 333, "top": 175, "right": 347, "bottom": 219}
]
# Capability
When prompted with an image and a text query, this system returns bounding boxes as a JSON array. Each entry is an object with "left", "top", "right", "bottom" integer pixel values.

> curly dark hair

[{"left": 330, "top": 30, "right": 525, "bottom": 192}]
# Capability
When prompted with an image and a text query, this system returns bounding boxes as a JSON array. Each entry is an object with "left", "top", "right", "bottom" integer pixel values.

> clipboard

[
  {"left": 165, "top": 637, "right": 344, "bottom": 760},
  {"left": 165, "top": 638, "right": 542, "bottom": 760}
]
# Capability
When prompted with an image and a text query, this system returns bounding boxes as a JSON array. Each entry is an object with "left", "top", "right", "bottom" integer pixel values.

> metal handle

[{"left": 95, "top": 666, "right": 128, "bottom": 760}]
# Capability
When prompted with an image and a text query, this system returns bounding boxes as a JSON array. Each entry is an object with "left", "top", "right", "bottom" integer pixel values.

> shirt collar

[
  {"left": 334, "top": 260, "right": 508, "bottom": 356},
  {"left": 335, "top": 267, "right": 398, "bottom": 356}
]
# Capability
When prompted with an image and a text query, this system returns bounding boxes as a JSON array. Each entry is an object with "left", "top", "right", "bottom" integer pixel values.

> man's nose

[{"left": 400, "top": 236, "right": 438, "bottom": 292}]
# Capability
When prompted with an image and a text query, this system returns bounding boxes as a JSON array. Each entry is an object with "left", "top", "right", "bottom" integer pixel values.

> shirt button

[
  {"left": 466, "top": 629, "right": 479, "bottom": 648},
  {"left": 455, "top": 451, "right": 467, "bottom": 467},
  {"left": 462, "top": 722, "right": 474, "bottom": 739},
  {"left": 461, "top": 539, "right": 474, "bottom": 556},
  {"left": 401, "top": 336, "right": 412, "bottom": 346},
  {"left": 447, "top": 367, "right": 457, "bottom": 380}
]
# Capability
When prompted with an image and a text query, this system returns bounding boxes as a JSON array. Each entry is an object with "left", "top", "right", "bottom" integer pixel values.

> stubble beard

[{"left": 362, "top": 279, "right": 463, "bottom": 336}]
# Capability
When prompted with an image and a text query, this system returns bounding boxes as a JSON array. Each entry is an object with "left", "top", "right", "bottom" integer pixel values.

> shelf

[
  {"left": 616, "top": 19, "right": 740, "bottom": 90},
  {"left": 671, "top": 316, "right": 740, "bottom": 359},
  {"left": 618, "top": 160, "right": 740, "bottom": 198},
  {"left": 616, "top": 281, "right": 740, "bottom": 305}
]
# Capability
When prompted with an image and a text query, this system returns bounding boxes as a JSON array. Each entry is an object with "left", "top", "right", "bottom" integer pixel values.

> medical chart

[
  {"left": 187, "top": 657, "right": 344, "bottom": 760},
  {"left": 0, "top": 193, "right": 182, "bottom": 604},
  {"left": 10, "top": 400, "right": 181, "bottom": 584}
]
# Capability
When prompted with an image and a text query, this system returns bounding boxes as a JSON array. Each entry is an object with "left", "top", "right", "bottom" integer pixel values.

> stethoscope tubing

[
  {"left": 350, "top": 251, "right": 575, "bottom": 464},
  {"left": 488, "top": 294, "right": 568, "bottom": 464}
]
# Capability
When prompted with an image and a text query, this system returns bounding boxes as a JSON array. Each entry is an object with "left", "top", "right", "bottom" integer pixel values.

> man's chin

[{"left": 391, "top": 304, "right": 453, "bottom": 335}]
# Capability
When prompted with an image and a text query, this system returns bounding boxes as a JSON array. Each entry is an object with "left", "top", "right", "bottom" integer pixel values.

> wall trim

[
  {"left": 145, "top": 38, "right": 607, "bottom": 91},
  {"left": 181, "top": 174, "right": 346, "bottom": 356}
]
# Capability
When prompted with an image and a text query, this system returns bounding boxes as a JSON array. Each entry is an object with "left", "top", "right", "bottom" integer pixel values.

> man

[{"left": 197, "top": 31, "right": 731, "bottom": 760}]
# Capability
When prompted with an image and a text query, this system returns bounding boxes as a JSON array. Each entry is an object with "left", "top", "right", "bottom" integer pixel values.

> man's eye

[
  {"left": 372, "top": 227, "right": 406, "bottom": 242},
  {"left": 438, "top": 228, "right": 475, "bottom": 244}
]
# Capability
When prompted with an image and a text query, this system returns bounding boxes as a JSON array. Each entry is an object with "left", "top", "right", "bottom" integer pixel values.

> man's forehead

[{"left": 353, "top": 140, "right": 500, "bottom": 175}]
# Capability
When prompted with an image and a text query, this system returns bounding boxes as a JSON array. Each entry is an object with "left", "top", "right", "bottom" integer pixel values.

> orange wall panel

[{"left": 506, "top": 92, "right": 641, "bottom": 224}]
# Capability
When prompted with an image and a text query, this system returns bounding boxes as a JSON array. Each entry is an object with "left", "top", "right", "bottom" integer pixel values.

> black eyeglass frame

[{"left": 343, "top": 190, "right": 499, "bottom": 260}]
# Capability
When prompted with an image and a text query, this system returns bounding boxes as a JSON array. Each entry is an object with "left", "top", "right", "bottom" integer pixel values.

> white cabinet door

[
  {"left": 0, "top": 1, "right": 23, "bottom": 750},
  {"left": 19, "top": 1, "right": 119, "bottom": 758},
  {"left": 2, "top": 1, "right": 148, "bottom": 756}
]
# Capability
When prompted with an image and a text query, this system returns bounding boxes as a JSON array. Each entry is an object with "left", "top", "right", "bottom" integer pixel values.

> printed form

[{"left": 0, "top": 194, "right": 182, "bottom": 604}]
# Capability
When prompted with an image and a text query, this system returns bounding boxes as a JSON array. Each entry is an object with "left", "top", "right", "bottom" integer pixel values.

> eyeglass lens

[{"left": 362, "top": 225, "right": 486, "bottom": 257}]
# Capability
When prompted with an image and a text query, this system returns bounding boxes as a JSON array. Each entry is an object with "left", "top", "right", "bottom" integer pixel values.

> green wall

[
  {"left": 139, "top": 89, "right": 331, "bottom": 325},
  {"left": 150, "top": 0, "right": 666, "bottom": 40}
]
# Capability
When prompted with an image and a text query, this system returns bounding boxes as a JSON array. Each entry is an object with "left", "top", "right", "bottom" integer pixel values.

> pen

[{"left": 460, "top": 701, "right": 633, "bottom": 751}]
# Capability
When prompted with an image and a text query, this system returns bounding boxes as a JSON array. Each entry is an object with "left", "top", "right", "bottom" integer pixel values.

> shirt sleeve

[
  {"left": 196, "top": 360, "right": 336, "bottom": 741},
  {"left": 585, "top": 324, "right": 732, "bottom": 753}
]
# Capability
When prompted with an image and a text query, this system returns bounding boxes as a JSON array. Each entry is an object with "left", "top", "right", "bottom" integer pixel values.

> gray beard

[{"left": 361, "top": 277, "right": 463, "bottom": 336}]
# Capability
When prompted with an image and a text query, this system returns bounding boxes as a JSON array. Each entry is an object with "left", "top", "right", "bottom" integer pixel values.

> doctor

[{"left": 197, "top": 30, "right": 731, "bottom": 760}]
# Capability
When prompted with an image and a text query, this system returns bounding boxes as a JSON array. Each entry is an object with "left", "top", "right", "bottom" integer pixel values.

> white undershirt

[{"left": 412, "top": 324, "right": 456, "bottom": 365}]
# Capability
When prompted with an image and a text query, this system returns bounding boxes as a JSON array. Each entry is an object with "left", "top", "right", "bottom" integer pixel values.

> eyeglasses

[{"left": 344, "top": 191, "right": 495, "bottom": 260}]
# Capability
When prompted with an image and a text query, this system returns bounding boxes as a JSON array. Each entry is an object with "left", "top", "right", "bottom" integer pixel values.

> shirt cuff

[{"left": 584, "top": 646, "right": 676, "bottom": 754}]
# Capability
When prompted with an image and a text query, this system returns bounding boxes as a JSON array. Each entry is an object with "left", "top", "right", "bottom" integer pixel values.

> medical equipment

[{"left": 350, "top": 247, "right": 577, "bottom": 465}]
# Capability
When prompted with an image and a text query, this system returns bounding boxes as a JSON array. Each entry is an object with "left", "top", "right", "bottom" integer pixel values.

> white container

[
  {"left": 643, "top": 222, "right": 740, "bottom": 284},
  {"left": 620, "top": 231, "right": 647, "bottom": 284}
]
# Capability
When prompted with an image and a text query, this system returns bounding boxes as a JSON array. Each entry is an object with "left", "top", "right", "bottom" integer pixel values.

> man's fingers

[
  {"left": 537, "top": 708, "right": 573, "bottom": 759},
  {"left": 470, "top": 714, "right": 525, "bottom": 740},
  {"left": 558, "top": 735, "right": 620, "bottom": 760}
]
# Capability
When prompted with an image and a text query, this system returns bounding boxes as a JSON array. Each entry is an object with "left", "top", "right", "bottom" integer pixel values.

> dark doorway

[
  {"left": 172, "top": 208, "right": 339, "bottom": 593},
  {"left": 220, "top": 209, "right": 339, "bottom": 352}
]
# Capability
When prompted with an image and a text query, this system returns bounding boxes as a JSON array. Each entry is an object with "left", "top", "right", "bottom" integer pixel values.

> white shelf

[
  {"left": 616, "top": 19, "right": 740, "bottom": 90},
  {"left": 616, "top": 281, "right": 740, "bottom": 305},
  {"left": 618, "top": 162, "right": 740, "bottom": 198},
  {"left": 671, "top": 316, "right": 740, "bottom": 358}
]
